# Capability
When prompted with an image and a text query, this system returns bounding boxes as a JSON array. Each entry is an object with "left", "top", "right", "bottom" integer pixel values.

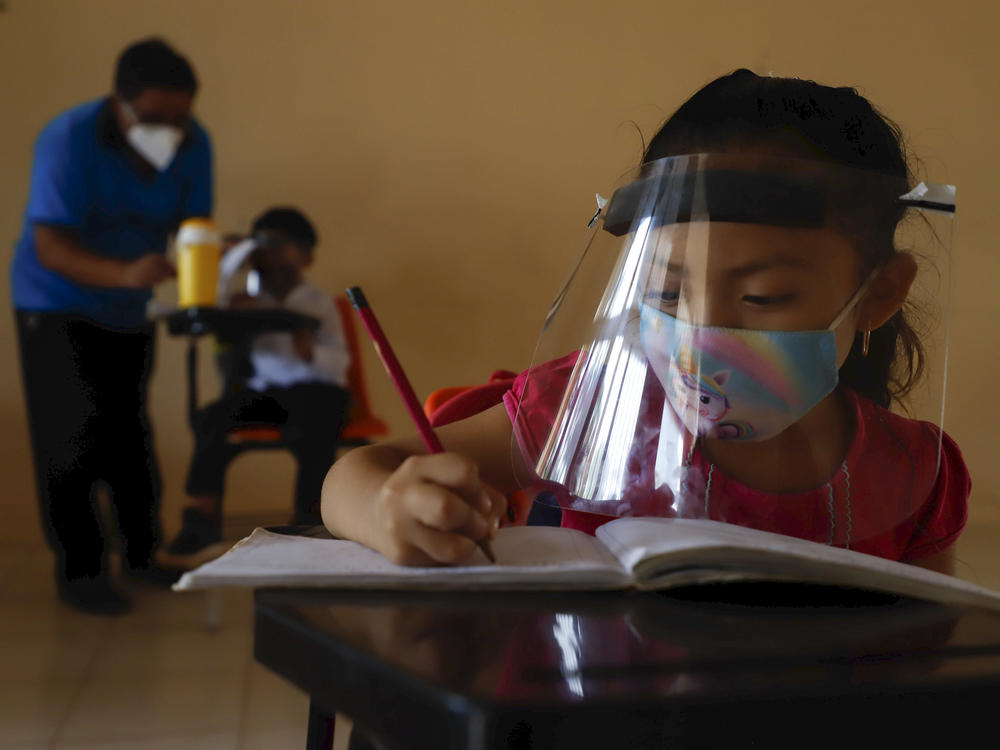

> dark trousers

[
  {"left": 185, "top": 382, "right": 350, "bottom": 524},
  {"left": 15, "top": 311, "right": 162, "bottom": 581}
]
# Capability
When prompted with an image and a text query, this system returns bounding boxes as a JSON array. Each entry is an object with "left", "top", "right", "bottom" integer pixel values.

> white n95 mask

[{"left": 127, "top": 124, "right": 184, "bottom": 171}]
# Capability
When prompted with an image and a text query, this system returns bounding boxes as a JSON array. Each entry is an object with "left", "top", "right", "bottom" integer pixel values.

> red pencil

[{"left": 346, "top": 286, "right": 496, "bottom": 563}]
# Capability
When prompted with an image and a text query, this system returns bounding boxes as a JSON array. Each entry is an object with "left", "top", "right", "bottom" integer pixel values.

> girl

[{"left": 321, "top": 70, "right": 969, "bottom": 574}]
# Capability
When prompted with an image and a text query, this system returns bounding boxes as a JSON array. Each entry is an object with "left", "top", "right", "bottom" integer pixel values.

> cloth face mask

[{"left": 638, "top": 274, "right": 874, "bottom": 442}]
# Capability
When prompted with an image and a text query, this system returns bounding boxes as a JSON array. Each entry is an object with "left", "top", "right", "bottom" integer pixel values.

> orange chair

[
  {"left": 334, "top": 295, "right": 390, "bottom": 448},
  {"left": 422, "top": 372, "right": 538, "bottom": 527}
]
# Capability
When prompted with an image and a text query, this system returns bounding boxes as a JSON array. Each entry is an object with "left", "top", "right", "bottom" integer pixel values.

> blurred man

[{"left": 10, "top": 38, "right": 213, "bottom": 614}]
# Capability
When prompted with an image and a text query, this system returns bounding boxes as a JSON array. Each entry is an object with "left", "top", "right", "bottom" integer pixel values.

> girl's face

[{"left": 642, "top": 221, "right": 865, "bottom": 366}]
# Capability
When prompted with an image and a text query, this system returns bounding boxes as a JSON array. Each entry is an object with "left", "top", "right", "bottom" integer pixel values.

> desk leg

[
  {"left": 306, "top": 700, "right": 335, "bottom": 750},
  {"left": 186, "top": 338, "right": 199, "bottom": 428}
]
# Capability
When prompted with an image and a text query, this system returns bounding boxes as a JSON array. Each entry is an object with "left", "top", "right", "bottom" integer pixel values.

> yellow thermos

[{"left": 176, "top": 217, "right": 221, "bottom": 307}]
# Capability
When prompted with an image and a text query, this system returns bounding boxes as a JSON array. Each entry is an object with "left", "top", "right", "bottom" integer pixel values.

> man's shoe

[{"left": 57, "top": 575, "right": 132, "bottom": 616}]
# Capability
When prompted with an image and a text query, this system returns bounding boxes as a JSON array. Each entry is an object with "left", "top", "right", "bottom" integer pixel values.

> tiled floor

[
  {"left": 2, "top": 493, "right": 999, "bottom": 749},
  {"left": 0, "top": 532, "right": 353, "bottom": 750}
]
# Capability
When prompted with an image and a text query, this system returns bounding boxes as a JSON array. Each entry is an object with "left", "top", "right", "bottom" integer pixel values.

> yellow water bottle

[{"left": 176, "top": 217, "right": 221, "bottom": 308}]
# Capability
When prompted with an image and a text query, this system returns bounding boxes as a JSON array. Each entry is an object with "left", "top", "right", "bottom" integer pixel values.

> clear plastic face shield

[
  {"left": 217, "top": 232, "right": 302, "bottom": 302},
  {"left": 513, "top": 153, "right": 955, "bottom": 549},
  {"left": 217, "top": 237, "right": 261, "bottom": 301}
]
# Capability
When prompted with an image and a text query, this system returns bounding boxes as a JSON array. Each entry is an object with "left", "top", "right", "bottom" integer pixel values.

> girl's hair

[{"left": 643, "top": 69, "right": 923, "bottom": 409}]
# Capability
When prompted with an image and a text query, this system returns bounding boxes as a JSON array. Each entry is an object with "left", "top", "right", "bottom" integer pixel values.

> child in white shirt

[{"left": 163, "top": 207, "right": 350, "bottom": 562}]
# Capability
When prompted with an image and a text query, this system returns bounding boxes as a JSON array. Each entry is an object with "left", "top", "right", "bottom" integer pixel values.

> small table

[
  {"left": 254, "top": 585, "right": 1000, "bottom": 750},
  {"left": 164, "top": 306, "right": 319, "bottom": 425}
]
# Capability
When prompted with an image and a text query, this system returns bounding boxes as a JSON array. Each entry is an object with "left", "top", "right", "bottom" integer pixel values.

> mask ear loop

[{"left": 827, "top": 267, "right": 881, "bottom": 332}]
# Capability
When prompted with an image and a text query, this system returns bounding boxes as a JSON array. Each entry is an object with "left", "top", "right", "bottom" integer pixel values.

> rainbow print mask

[
  {"left": 637, "top": 268, "right": 874, "bottom": 442},
  {"left": 638, "top": 307, "right": 841, "bottom": 441}
]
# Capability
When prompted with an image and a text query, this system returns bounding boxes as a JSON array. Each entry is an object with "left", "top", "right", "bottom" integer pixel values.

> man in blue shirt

[{"left": 11, "top": 38, "right": 213, "bottom": 614}]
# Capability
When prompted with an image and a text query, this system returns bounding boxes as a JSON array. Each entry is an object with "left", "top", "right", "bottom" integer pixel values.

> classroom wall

[{"left": 1, "top": 1, "right": 997, "bottom": 571}]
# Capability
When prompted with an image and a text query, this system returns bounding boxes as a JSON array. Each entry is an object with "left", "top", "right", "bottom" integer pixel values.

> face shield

[
  {"left": 217, "top": 237, "right": 262, "bottom": 301},
  {"left": 217, "top": 232, "right": 305, "bottom": 302},
  {"left": 512, "top": 153, "right": 955, "bottom": 552}
]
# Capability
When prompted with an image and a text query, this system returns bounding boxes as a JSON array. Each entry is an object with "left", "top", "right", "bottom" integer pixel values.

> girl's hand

[{"left": 367, "top": 452, "right": 507, "bottom": 566}]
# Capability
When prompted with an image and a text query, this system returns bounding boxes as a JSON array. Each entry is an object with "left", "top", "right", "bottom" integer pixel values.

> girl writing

[{"left": 321, "top": 70, "right": 969, "bottom": 574}]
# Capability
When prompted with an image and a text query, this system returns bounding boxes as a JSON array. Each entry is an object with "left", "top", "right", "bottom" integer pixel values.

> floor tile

[
  {"left": 57, "top": 671, "right": 246, "bottom": 742},
  {"left": 54, "top": 731, "right": 239, "bottom": 749},
  {"left": 107, "top": 587, "right": 254, "bottom": 635},
  {"left": 0, "top": 680, "right": 83, "bottom": 747},
  {"left": 241, "top": 661, "right": 310, "bottom": 731},
  {"left": 238, "top": 725, "right": 306, "bottom": 750},
  {"left": 0, "top": 597, "right": 117, "bottom": 640},
  {"left": 0, "top": 628, "right": 102, "bottom": 685},
  {"left": 90, "top": 625, "right": 252, "bottom": 682}
]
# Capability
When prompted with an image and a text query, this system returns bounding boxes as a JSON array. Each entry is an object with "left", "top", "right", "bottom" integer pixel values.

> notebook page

[
  {"left": 175, "top": 525, "right": 628, "bottom": 591},
  {"left": 595, "top": 517, "right": 1000, "bottom": 610}
]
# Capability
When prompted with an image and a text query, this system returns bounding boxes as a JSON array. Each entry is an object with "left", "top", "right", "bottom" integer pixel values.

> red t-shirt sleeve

[
  {"left": 502, "top": 351, "right": 579, "bottom": 465},
  {"left": 901, "top": 428, "right": 970, "bottom": 560}
]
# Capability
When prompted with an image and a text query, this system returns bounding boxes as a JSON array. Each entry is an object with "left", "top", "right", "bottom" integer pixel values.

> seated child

[
  {"left": 164, "top": 207, "right": 351, "bottom": 561},
  {"left": 319, "top": 70, "right": 970, "bottom": 574}
]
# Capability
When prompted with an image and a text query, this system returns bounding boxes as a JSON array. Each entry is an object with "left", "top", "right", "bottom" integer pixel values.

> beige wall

[{"left": 1, "top": 1, "right": 997, "bottom": 574}]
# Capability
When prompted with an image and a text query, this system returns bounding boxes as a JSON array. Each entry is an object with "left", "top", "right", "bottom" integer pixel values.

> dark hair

[
  {"left": 114, "top": 38, "right": 198, "bottom": 101},
  {"left": 251, "top": 207, "right": 318, "bottom": 253},
  {"left": 645, "top": 69, "right": 923, "bottom": 408}
]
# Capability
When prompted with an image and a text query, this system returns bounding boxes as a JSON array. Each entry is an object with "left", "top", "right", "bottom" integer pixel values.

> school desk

[
  {"left": 164, "top": 306, "right": 319, "bottom": 424},
  {"left": 253, "top": 584, "right": 1000, "bottom": 750}
]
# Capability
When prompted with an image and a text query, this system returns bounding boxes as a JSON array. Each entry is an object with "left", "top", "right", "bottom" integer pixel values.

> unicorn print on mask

[{"left": 667, "top": 347, "right": 753, "bottom": 439}]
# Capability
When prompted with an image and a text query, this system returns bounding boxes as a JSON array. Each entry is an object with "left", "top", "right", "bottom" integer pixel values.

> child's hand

[
  {"left": 368, "top": 452, "right": 507, "bottom": 566},
  {"left": 227, "top": 293, "right": 260, "bottom": 309},
  {"left": 291, "top": 329, "right": 315, "bottom": 362}
]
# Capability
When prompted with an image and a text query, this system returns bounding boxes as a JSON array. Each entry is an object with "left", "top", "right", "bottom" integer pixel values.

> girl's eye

[
  {"left": 645, "top": 290, "right": 680, "bottom": 307},
  {"left": 742, "top": 293, "right": 794, "bottom": 307}
]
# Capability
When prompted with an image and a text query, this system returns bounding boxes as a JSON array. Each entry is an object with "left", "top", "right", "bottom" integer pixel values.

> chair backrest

[{"left": 335, "top": 295, "right": 390, "bottom": 443}]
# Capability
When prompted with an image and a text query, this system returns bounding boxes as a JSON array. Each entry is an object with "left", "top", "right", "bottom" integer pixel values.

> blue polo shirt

[{"left": 10, "top": 98, "right": 213, "bottom": 328}]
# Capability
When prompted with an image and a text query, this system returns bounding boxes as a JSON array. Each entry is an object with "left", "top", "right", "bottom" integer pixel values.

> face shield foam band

[{"left": 602, "top": 170, "right": 828, "bottom": 235}]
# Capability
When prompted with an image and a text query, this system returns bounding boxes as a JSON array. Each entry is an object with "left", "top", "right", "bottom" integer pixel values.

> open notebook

[{"left": 174, "top": 517, "right": 1000, "bottom": 610}]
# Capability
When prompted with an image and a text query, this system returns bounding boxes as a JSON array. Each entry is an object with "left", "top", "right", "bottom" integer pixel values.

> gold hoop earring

[{"left": 861, "top": 326, "right": 872, "bottom": 357}]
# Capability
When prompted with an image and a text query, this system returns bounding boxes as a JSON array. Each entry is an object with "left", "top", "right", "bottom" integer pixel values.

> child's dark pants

[{"left": 185, "top": 382, "right": 350, "bottom": 524}]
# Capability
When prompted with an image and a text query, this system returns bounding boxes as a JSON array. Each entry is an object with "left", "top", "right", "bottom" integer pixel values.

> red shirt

[{"left": 503, "top": 353, "right": 969, "bottom": 562}]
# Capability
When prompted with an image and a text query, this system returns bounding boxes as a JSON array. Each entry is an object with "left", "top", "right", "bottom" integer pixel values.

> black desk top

[
  {"left": 165, "top": 306, "right": 319, "bottom": 340},
  {"left": 254, "top": 586, "right": 1000, "bottom": 749},
  {"left": 162, "top": 307, "right": 322, "bottom": 419}
]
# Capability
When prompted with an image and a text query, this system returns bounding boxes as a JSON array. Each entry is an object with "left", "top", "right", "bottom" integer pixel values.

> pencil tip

[{"left": 480, "top": 541, "right": 496, "bottom": 564}]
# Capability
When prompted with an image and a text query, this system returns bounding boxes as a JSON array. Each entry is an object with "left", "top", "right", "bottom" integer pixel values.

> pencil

[{"left": 345, "top": 286, "right": 496, "bottom": 564}]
